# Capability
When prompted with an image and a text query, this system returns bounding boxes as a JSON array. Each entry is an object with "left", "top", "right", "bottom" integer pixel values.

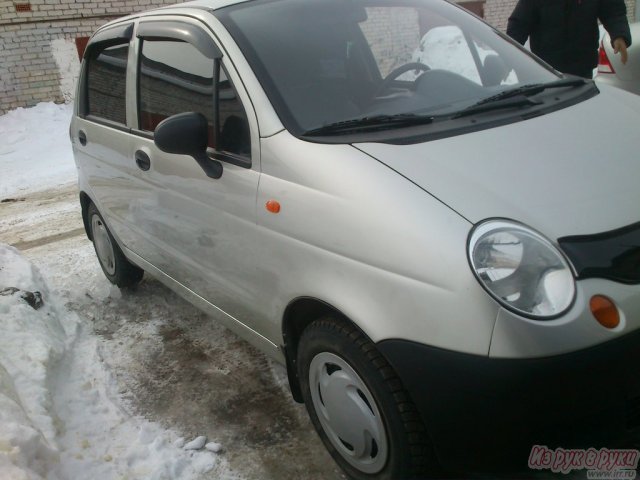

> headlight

[{"left": 468, "top": 220, "right": 576, "bottom": 319}]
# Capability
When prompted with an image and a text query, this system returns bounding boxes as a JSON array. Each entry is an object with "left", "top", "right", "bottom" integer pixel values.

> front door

[{"left": 125, "top": 17, "right": 271, "bottom": 341}]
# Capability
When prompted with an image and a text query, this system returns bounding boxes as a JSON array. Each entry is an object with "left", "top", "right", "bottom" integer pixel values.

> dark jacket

[{"left": 507, "top": 0, "right": 632, "bottom": 77}]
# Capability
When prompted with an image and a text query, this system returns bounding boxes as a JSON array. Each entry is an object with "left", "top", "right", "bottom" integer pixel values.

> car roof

[
  {"left": 96, "top": 0, "right": 254, "bottom": 33},
  {"left": 169, "top": 0, "right": 253, "bottom": 9}
]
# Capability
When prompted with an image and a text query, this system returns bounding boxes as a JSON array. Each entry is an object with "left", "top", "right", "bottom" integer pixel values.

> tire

[
  {"left": 88, "top": 203, "right": 143, "bottom": 288},
  {"left": 297, "top": 316, "right": 437, "bottom": 480}
]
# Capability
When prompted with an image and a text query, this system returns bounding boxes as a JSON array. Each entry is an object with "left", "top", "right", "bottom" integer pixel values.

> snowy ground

[
  {"left": 0, "top": 103, "right": 77, "bottom": 199},
  {"left": 0, "top": 104, "right": 343, "bottom": 479}
]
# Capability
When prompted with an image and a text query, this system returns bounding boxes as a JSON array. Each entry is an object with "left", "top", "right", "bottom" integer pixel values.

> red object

[
  {"left": 597, "top": 40, "right": 615, "bottom": 74},
  {"left": 75, "top": 37, "right": 90, "bottom": 61},
  {"left": 265, "top": 200, "right": 281, "bottom": 214},
  {"left": 14, "top": 3, "right": 32, "bottom": 12}
]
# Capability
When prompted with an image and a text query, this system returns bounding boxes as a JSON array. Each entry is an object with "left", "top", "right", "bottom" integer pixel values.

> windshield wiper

[
  {"left": 303, "top": 78, "right": 588, "bottom": 134},
  {"left": 452, "top": 77, "right": 588, "bottom": 119},
  {"left": 303, "top": 113, "right": 434, "bottom": 136},
  {"left": 467, "top": 77, "right": 588, "bottom": 109},
  {"left": 452, "top": 95, "right": 542, "bottom": 119}
]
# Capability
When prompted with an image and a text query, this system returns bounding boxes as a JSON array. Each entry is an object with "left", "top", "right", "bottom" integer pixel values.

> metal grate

[{"left": 14, "top": 2, "right": 32, "bottom": 12}]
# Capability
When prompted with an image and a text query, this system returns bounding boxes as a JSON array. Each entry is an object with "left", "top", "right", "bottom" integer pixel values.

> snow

[
  {"left": 0, "top": 104, "right": 233, "bottom": 480},
  {"left": 0, "top": 102, "right": 76, "bottom": 199},
  {"left": 0, "top": 244, "right": 226, "bottom": 479},
  {"left": 0, "top": 245, "right": 64, "bottom": 480},
  {"left": 205, "top": 442, "right": 223, "bottom": 453},
  {"left": 184, "top": 436, "right": 207, "bottom": 451}
]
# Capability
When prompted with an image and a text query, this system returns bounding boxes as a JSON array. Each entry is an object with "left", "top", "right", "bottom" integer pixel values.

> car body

[
  {"left": 596, "top": 22, "right": 640, "bottom": 94},
  {"left": 70, "top": 0, "right": 640, "bottom": 477}
]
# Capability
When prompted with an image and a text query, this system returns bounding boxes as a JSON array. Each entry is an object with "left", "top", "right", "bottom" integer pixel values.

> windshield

[{"left": 218, "top": 0, "right": 560, "bottom": 136}]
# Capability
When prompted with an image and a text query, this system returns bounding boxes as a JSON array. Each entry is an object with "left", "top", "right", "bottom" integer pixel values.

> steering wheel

[{"left": 375, "top": 62, "right": 431, "bottom": 97}]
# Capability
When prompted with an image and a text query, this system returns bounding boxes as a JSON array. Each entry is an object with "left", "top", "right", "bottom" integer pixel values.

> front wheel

[
  {"left": 297, "top": 317, "right": 436, "bottom": 479},
  {"left": 88, "top": 203, "right": 143, "bottom": 288}
]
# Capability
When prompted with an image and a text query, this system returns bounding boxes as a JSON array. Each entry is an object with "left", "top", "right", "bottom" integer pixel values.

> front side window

[
  {"left": 138, "top": 38, "right": 251, "bottom": 158},
  {"left": 139, "top": 39, "right": 215, "bottom": 145},
  {"left": 218, "top": 67, "right": 251, "bottom": 157},
  {"left": 86, "top": 42, "right": 129, "bottom": 124}
]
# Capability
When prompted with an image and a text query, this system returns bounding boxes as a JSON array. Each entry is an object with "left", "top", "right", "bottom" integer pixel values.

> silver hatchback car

[{"left": 71, "top": 0, "right": 640, "bottom": 477}]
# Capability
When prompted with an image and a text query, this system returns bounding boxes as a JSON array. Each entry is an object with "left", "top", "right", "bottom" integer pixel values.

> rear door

[{"left": 72, "top": 22, "right": 139, "bottom": 247}]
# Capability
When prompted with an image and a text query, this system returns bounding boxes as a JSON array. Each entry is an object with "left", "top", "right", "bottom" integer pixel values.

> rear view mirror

[{"left": 154, "top": 112, "right": 222, "bottom": 179}]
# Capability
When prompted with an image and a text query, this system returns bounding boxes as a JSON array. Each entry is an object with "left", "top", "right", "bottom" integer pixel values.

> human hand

[{"left": 612, "top": 37, "right": 628, "bottom": 65}]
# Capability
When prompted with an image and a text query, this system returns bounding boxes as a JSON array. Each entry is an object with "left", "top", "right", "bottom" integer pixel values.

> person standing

[{"left": 507, "top": 0, "right": 632, "bottom": 78}]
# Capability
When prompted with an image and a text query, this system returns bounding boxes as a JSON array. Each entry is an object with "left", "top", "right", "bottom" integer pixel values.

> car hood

[{"left": 354, "top": 85, "right": 640, "bottom": 240}]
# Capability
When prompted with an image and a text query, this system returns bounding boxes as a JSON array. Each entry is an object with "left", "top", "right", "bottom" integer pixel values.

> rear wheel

[
  {"left": 297, "top": 317, "right": 436, "bottom": 479},
  {"left": 88, "top": 203, "right": 143, "bottom": 288}
]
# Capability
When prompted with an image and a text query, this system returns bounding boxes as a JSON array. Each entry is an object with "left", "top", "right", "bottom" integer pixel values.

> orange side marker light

[
  {"left": 266, "top": 200, "right": 281, "bottom": 214},
  {"left": 590, "top": 295, "right": 620, "bottom": 329}
]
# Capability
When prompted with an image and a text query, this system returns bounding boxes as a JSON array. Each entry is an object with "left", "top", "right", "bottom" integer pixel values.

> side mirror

[{"left": 154, "top": 112, "right": 222, "bottom": 179}]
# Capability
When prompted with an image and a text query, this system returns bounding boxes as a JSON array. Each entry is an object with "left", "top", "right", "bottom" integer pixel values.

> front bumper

[{"left": 378, "top": 329, "right": 640, "bottom": 474}]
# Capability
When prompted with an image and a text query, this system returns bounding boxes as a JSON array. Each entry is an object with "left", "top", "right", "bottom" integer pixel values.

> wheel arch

[{"left": 282, "top": 296, "right": 370, "bottom": 403}]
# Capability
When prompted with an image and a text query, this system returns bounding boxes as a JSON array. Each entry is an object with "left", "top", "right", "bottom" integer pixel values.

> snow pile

[
  {"left": 0, "top": 244, "right": 70, "bottom": 480},
  {"left": 0, "top": 103, "right": 75, "bottom": 199},
  {"left": 0, "top": 244, "right": 227, "bottom": 479}
]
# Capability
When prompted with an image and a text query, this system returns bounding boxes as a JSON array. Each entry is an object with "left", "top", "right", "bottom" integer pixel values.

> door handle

[
  {"left": 135, "top": 150, "right": 151, "bottom": 171},
  {"left": 78, "top": 130, "right": 87, "bottom": 146}
]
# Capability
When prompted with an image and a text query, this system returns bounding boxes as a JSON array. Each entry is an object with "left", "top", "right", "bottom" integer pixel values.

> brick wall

[
  {"left": 484, "top": 0, "right": 516, "bottom": 32},
  {"left": 624, "top": 0, "right": 635, "bottom": 22},
  {"left": 360, "top": 7, "right": 421, "bottom": 77},
  {"left": 0, "top": 0, "right": 180, "bottom": 114}
]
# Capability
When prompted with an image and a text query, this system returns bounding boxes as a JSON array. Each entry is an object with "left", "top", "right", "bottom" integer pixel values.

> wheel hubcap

[
  {"left": 91, "top": 214, "right": 116, "bottom": 276},
  {"left": 309, "top": 352, "right": 388, "bottom": 474}
]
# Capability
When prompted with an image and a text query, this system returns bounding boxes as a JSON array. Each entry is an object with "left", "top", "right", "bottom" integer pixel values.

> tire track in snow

[
  {"left": 49, "top": 321, "right": 230, "bottom": 480},
  {"left": 11, "top": 227, "right": 85, "bottom": 251}
]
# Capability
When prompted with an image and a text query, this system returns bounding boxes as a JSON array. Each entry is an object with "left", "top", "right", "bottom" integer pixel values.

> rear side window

[
  {"left": 138, "top": 39, "right": 215, "bottom": 146},
  {"left": 86, "top": 42, "right": 129, "bottom": 124}
]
